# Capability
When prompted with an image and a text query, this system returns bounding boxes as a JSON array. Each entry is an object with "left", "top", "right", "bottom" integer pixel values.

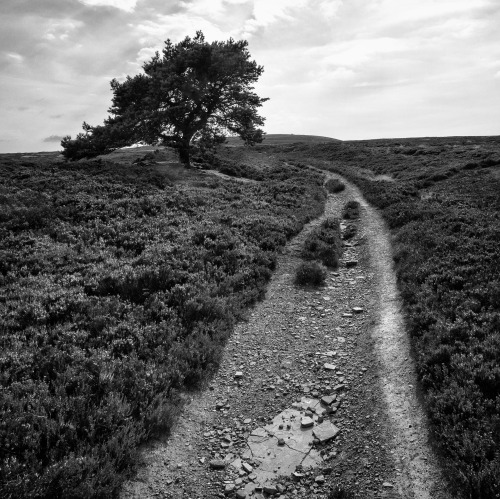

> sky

[{"left": 1, "top": 0, "right": 499, "bottom": 153}]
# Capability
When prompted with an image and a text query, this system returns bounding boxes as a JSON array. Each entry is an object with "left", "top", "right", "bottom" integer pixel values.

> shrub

[
  {"left": 302, "top": 217, "right": 343, "bottom": 268},
  {"left": 342, "top": 223, "right": 357, "bottom": 240},
  {"left": 295, "top": 261, "right": 327, "bottom": 286},
  {"left": 325, "top": 178, "right": 346, "bottom": 193},
  {"left": 342, "top": 200, "right": 360, "bottom": 219}
]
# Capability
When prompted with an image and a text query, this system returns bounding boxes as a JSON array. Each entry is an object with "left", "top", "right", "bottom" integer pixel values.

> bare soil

[{"left": 121, "top": 165, "right": 451, "bottom": 499}]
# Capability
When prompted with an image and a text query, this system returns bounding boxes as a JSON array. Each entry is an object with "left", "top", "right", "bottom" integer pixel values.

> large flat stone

[
  {"left": 242, "top": 402, "right": 323, "bottom": 496},
  {"left": 313, "top": 421, "right": 340, "bottom": 443}
]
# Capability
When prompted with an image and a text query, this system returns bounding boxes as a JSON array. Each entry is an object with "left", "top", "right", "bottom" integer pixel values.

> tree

[{"left": 62, "top": 31, "right": 269, "bottom": 165}]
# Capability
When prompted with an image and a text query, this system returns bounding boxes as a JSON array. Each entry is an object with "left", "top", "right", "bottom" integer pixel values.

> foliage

[
  {"left": 61, "top": 32, "right": 268, "bottom": 166},
  {"left": 302, "top": 217, "right": 343, "bottom": 268},
  {"left": 325, "top": 178, "right": 345, "bottom": 193},
  {"left": 342, "top": 223, "right": 357, "bottom": 240},
  {"left": 0, "top": 150, "right": 325, "bottom": 498},
  {"left": 295, "top": 261, "right": 327, "bottom": 287},
  {"left": 275, "top": 137, "right": 500, "bottom": 498},
  {"left": 342, "top": 200, "right": 360, "bottom": 219}
]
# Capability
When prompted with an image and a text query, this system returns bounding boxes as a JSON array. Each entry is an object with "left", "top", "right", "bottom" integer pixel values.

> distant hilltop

[{"left": 225, "top": 133, "right": 341, "bottom": 146}]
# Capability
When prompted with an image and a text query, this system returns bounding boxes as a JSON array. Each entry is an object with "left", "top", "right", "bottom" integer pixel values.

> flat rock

[
  {"left": 225, "top": 483, "right": 236, "bottom": 494},
  {"left": 242, "top": 402, "right": 322, "bottom": 496},
  {"left": 313, "top": 421, "right": 340, "bottom": 443},
  {"left": 321, "top": 395, "right": 336, "bottom": 406},
  {"left": 352, "top": 307, "right": 364, "bottom": 313},
  {"left": 263, "top": 485, "right": 278, "bottom": 494},
  {"left": 323, "top": 363, "right": 336, "bottom": 371}
]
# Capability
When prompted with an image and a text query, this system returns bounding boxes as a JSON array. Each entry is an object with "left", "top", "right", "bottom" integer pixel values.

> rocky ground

[{"left": 121, "top": 166, "right": 450, "bottom": 499}]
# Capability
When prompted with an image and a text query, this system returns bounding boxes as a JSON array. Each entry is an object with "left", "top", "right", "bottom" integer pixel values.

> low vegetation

[
  {"left": 0, "top": 150, "right": 325, "bottom": 498},
  {"left": 294, "top": 261, "right": 327, "bottom": 286},
  {"left": 342, "top": 223, "right": 357, "bottom": 241},
  {"left": 302, "top": 217, "right": 343, "bottom": 268},
  {"left": 279, "top": 137, "right": 500, "bottom": 498},
  {"left": 325, "top": 178, "right": 346, "bottom": 193},
  {"left": 342, "top": 200, "right": 361, "bottom": 219}
]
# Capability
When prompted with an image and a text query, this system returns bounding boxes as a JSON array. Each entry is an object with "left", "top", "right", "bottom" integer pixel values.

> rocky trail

[{"left": 121, "top": 167, "right": 450, "bottom": 499}]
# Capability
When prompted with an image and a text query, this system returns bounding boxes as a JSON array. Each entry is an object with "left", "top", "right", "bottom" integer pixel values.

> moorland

[{"left": 1, "top": 135, "right": 499, "bottom": 499}]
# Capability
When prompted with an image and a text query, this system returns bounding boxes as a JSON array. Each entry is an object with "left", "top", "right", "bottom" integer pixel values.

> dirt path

[{"left": 121, "top": 169, "right": 450, "bottom": 499}]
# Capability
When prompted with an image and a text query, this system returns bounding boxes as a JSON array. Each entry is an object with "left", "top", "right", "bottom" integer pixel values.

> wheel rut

[{"left": 121, "top": 167, "right": 450, "bottom": 499}]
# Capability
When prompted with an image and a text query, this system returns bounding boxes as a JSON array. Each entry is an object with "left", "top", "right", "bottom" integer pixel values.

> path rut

[{"left": 121, "top": 168, "right": 450, "bottom": 499}]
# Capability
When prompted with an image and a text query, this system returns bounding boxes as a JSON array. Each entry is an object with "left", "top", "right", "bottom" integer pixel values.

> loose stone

[
  {"left": 301, "top": 416, "right": 314, "bottom": 428},
  {"left": 321, "top": 395, "right": 336, "bottom": 406},
  {"left": 313, "top": 421, "right": 340, "bottom": 443},
  {"left": 263, "top": 485, "right": 278, "bottom": 495},
  {"left": 209, "top": 459, "right": 226, "bottom": 470},
  {"left": 242, "top": 462, "right": 253, "bottom": 474}
]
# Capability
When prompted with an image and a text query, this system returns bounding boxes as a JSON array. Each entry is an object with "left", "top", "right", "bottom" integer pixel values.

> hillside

[
  {"left": 1, "top": 135, "right": 499, "bottom": 498},
  {"left": 225, "top": 133, "right": 341, "bottom": 146},
  {"left": 0, "top": 150, "right": 325, "bottom": 497}
]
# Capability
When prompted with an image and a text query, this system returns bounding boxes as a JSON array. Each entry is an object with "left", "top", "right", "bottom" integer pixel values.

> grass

[
  {"left": 274, "top": 136, "right": 500, "bottom": 499},
  {"left": 0, "top": 149, "right": 326, "bottom": 498}
]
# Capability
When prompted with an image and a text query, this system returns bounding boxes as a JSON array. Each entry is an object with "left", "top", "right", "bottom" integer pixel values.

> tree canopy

[{"left": 61, "top": 31, "right": 268, "bottom": 165}]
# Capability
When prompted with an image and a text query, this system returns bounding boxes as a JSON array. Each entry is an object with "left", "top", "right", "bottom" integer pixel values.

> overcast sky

[{"left": 1, "top": 0, "right": 499, "bottom": 153}]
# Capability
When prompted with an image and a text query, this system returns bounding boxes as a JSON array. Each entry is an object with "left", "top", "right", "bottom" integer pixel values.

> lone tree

[{"left": 61, "top": 31, "right": 268, "bottom": 165}]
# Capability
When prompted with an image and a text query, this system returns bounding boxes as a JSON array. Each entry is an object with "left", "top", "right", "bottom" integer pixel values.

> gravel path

[{"left": 121, "top": 168, "right": 450, "bottom": 499}]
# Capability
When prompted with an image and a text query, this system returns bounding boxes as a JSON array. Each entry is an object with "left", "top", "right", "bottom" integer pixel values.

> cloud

[
  {"left": 43, "top": 19, "right": 83, "bottom": 41},
  {"left": 78, "top": 0, "right": 138, "bottom": 12},
  {"left": 4, "top": 52, "right": 25, "bottom": 64},
  {"left": 43, "top": 135, "right": 66, "bottom": 143},
  {"left": 0, "top": 0, "right": 499, "bottom": 153}
]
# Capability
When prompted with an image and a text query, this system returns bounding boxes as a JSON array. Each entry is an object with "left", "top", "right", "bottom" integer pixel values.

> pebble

[{"left": 301, "top": 416, "right": 314, "bottom": 428}]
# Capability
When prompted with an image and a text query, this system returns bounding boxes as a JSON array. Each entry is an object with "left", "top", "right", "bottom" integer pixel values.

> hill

[{"left": 225, "top": 133, "right": 340, "bottom": 146}]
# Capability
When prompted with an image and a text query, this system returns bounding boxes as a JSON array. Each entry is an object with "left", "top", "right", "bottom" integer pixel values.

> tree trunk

[{"left": 178, "top": 141, "right": 191, "bottom": 167}]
